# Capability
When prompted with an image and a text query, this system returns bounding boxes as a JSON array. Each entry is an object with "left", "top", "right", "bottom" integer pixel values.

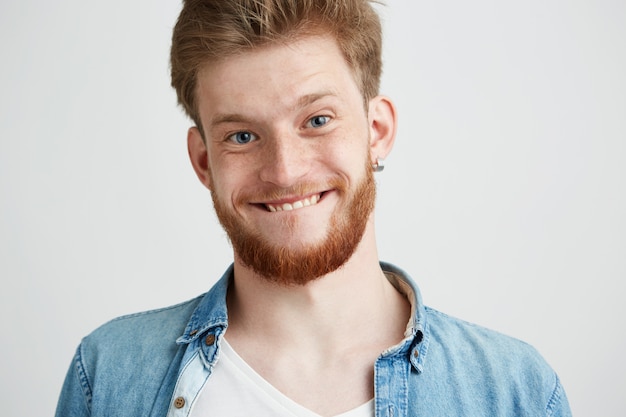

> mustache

[{"left": 237, "top": 178, "right": 348, "bottom": 204}]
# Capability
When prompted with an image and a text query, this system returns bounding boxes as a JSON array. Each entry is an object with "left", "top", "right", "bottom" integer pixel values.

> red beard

[{"left": 210, "top": 162, "right": 376, "bottom": 286}]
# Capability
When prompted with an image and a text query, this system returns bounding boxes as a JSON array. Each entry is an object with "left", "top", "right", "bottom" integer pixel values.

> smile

[{"left": 264, "top": 193, "right": 322, "bottom": 212}]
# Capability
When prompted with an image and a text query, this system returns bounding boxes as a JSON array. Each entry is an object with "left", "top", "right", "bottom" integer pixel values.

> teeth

[{"left": 266, "top": 194, "right": 320, "bottom": 212}]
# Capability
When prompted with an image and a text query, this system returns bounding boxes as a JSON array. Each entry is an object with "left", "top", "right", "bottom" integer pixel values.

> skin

[{"left": 187, "top": 33, "right": 409, "bottom": 416}]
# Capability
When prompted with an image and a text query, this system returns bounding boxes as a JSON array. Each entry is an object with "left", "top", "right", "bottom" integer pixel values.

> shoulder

[
  {"left": 425, "top": 306, "right": 535, "bottom": 348},
  {"left": 79, "top": 295, "right": 204, "bottom": 363},
  {"left": 57, "top": 295, "right": 206, "bottom": 416},
  {"left": 82, "top": 295, "right": 204, "bottom": 346},
  {"left": 416, "top": 307, "right": 570, "bottom": 415},
  {"left": 423, "top": 305, "right": 550, "bottom": 372}
]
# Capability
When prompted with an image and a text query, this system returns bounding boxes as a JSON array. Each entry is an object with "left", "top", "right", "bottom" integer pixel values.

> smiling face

[{"left": 188, "top": 33, "right": 395, "bottom": 284}]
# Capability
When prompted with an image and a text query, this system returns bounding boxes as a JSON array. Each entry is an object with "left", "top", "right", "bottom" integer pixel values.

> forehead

[{"left": 195, "top": 34, "right": 363, "bottom": 122}]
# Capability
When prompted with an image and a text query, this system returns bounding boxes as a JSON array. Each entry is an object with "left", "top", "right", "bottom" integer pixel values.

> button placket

[{"left": 166, "top": 351, "right": 213, "bottom": 416}]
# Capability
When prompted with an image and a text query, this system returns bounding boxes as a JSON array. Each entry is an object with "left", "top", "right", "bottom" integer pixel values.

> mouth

[{"left": 260, "top": 192, "right": 326, "bottom": 212}]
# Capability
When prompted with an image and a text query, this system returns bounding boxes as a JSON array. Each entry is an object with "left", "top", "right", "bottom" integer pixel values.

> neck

[
  {"left": 223, "top": 219, "right": 410, "bottom": 416},
  {"left": 225, "top": 219, "right": 409, "bottom": 353}
]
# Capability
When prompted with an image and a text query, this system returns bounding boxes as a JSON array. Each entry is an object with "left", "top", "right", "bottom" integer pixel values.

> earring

[{"left": 372, "top": 157, "right": 385, "bottom": 172}]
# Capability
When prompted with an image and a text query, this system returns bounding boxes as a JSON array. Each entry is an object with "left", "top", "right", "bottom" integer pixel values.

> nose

[{"left": 258, "top": 131, "right": 311, "bottom": 187}]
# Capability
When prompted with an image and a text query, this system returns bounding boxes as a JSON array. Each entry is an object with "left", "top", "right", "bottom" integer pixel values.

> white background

[{"left": 1, "top": 1, "right": 624, "bottom": 416}]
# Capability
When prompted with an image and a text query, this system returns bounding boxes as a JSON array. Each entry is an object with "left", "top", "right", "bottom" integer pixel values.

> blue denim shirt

[{"left": 56, "top": 262, "right": 571, "bottom": 416}]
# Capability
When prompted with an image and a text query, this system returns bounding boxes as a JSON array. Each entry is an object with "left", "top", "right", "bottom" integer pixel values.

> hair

[{"left": 170, "top": 0, "right": 384, "bottom": 129}]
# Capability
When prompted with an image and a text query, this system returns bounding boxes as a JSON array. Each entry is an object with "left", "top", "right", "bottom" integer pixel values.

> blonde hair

[{"left": 170, "top": 0, "right": 383, "bottom": 128}]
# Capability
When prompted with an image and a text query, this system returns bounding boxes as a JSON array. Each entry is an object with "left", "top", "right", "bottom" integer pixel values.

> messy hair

[{"left": 170, "top": 0, "right": 384, "bottom": 128}]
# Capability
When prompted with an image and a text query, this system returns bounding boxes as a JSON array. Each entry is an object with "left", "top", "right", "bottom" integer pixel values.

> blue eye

[
  {"left": 308, "top": 115, "right": 330, "bottom": 128},
  {"left": 228, "top": 131, "right": 257, "bottom": 144}
]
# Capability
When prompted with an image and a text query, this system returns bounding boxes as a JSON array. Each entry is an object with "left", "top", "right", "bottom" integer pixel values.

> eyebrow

[
  {"left": 210, "top": 113, "right": 250, "bottom": 127},
  {"left": 295, "top": 90, "right": 338, "bottom": 109},
  {"left": 209, "top": 90, "right": 339, "bottom": 129}
]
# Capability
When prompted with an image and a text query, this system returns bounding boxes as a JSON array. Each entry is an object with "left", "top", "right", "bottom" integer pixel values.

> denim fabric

[{"left": 55, "top": 262, "right": 571, "bottom": 417}]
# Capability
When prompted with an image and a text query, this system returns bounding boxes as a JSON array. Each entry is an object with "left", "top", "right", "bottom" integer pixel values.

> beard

[{"left": 210, "top": 161, "right": 376, "bottom": 286}]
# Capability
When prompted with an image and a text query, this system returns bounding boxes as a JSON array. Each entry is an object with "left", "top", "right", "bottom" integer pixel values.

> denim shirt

[{"left": 56, "top": 262, "right": 571, "bottom": 417}]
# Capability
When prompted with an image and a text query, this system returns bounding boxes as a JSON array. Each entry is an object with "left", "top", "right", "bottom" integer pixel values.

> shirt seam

[
  {"left": 546, "top": 373, "right": 564, "bottom": 416},
  {"left": 105, "top": 295, "right": 205, "bottom": 324},
  {"left": 75, "top": 343, "right": 93, "bottom": 414}
]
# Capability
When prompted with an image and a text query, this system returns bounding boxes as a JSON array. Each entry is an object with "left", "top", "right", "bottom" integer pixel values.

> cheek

[
  {"left": 330, "top": 138, "right": 370, "bottom": 172},
  {"left": 210, "top": 166, "right": 255, "bottom": 209},
  {"left": 206, "top": 162, "right": 231, "bottom": 200}
]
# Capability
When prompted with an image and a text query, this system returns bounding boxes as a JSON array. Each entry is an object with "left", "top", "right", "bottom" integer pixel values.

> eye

[
  {"left": 307, "top": 115, "right": 331, "bottom": 128},
  {"left": 227, "top": 131, "right": 257, "bottom": 144}
]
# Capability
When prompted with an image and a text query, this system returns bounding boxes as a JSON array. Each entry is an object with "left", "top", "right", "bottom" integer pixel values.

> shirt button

[
  {"left": 174, "top": 397, "right": 186, "bottom": 409},
  {"left": 413, "top": 350, "right": 419, "bottom": 358},
  {"left": 205, "top": 334, "right": 216, "bottom": 345}
]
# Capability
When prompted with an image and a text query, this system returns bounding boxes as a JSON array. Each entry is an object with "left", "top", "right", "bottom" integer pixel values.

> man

[{"left": 56, "top": 1, "right": 571, "bottom": 416}]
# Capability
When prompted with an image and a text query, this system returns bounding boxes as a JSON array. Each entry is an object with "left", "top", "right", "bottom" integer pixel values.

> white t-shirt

[{"left": 191, "top": 338, "right": 374, "bottom": 417}]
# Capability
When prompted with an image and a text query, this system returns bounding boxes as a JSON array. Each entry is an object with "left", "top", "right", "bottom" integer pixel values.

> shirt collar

[
  {"left": 176, "top": 265, "right": 232, "bottom": 345},
  {"left": 380, "top": 261, "right": 426, "bottom": 339},
  {"left": 176, "top": 262, "right": 427, "bottom": 371}
]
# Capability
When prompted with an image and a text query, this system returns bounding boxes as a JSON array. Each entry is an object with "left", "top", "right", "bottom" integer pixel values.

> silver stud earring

[{"left": 372, "top": 157, "right": 385, "bottom": 172}]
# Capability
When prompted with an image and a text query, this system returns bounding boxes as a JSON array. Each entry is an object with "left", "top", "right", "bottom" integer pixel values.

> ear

[
  {"left": 187, "top": 126, "right": 212, "bottom": 190},
  {"left": 367, "top": 95, "right": 397, "bottom": 165}
]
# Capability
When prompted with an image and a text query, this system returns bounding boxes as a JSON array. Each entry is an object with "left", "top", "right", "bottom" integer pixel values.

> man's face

[{"left": 193, "top": 34, "right": 378, "bottom": 285}]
